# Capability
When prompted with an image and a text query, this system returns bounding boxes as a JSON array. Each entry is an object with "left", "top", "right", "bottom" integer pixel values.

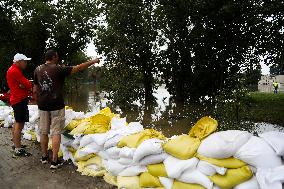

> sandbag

[
  {"left": 65, "top": 119, "right": 83, "bottom": 131},
  {"left": 133, "top": 138, "right": 163, "bottom": 163},
  {"left": 172, "top": 181, "right": 206, "bottom": 189},
  {"left": 119, "top": 147, "right": 136, "bottom": 159},
  {"left": 198, "top": 130, "right": 252, "bottom": 159},
  {"left": 84, "top": 114, "right": 112, "bottom": 134},
  {"left": 196, "top": 154, "right": 247, "bottom": 169},
  {"left": 119, "top": 165, "right": 147, "bottom": 177},
  {"left": 118, "top": 157, "right": 133, "bottom": 165},
  {"left": 178, "top": 169, "right": 213, "bottom": 189},
  {"left": 80, "top": 165, "right": 106, "bottom": 177},
  {"left": 147, "top": 163, "right": 168, "bottom": 177},
  {"left": 111, "top": 117, "right": 127, "bottom": 130},
  {"left": 139, "top": 153, "right": 168, "bottom": 166},
  {"left": 118, "top": 129, "right": 165, "bottom": 148},
  {"left": 74, "top": 142, "right": 102, "bottom": 161},
  {"left": 209, "top": 166, "right": 253, "bottom": 189},
  {"left": 70, "top": 121, "right": 90, "bottom": 135},
  {"left": 197, "top": 160, "right": 227, "bottom": 176},
  {"left": 163, "top": 135, "right": 200, "bottom": 159},
  {"left": 189, "top": 116, "right": 218, "bottom": 140},
  {"left": 259, "top": 131, "right": 284, "bottom": 156},
  {"left": 103, "top": 172, "right": 117, "bottom": 186},
  {"left": 117, "top": 176, "right": 141, "bottom": 189},
  {"left": 139, "top": 172, "right": 162, "bottom": 188},
  {"left": 256, "top": 168, "right": 282, "bottom": 189},
  {"left": 103, "top": 159, "right": 127, "bottom": 176},
  {"left": 163, "top": 156, "right": 199, "bottom": 179},
  {"left": 106, "top": 147, "right": 121, "bottom": 159},
  {"left": 234, "top": 176, "right": 260, "bottom": 189},
  {"left": 159, "top": 177, "right": 173, "bottom": 189},
  {"left": 234, "top": 136, "right": 282, "bottom": 169}
]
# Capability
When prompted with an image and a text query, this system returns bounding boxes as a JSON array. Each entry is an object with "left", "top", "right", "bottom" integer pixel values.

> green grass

[{"left": 241, "top": 92, "right": 284, "bottom": 125}]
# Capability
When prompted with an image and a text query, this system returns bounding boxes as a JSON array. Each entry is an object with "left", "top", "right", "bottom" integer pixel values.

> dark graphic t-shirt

[{"left": 34, "top": 63, "right": 73, "bottom": 111}]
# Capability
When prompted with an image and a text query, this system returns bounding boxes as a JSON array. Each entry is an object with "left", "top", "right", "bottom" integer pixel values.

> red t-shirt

[{"left": 6, "top": 64, "right": 32, "bottom": 105}]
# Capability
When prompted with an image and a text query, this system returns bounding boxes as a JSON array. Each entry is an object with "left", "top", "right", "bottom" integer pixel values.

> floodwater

[{"left": 65, "top": 84, "right": 284, "bottom": 137}]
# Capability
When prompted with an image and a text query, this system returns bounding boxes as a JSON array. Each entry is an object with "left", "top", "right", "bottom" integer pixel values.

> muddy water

[{"left": 65, "top": 84, "right": 284, "bottom": 137}]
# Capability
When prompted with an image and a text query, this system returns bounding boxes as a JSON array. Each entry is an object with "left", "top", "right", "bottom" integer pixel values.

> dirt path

[{"left": 0, "top": 127, "right": 116, "bottom": 189}]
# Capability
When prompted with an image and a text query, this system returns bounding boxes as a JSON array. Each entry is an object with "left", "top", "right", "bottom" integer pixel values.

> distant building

[{"left": 258, "top": 75, "right": 284, "bottom": 93}]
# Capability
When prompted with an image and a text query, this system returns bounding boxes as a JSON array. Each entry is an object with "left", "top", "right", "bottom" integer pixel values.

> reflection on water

[{"left": 65, "top": 84, "right": 284, "bottom": 137}]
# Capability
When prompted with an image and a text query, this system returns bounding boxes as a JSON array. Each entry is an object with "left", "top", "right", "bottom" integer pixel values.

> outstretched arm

[{"left": 71, "top": 58, "right": 101, "bottom": 74}]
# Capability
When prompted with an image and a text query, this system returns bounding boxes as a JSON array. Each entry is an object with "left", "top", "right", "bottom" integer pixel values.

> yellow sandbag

[
  {"left": 74, "top": 152, "right": 96, "bottom": 162},
  {"left": 118, "top": 129, "right": 166, "bottom": 148},
  {"left": 70, "top": 121, "right": 91, "bottom": 135},
  {"left": 65, "top": 119, "right": 83, "bottom": 131},
  {"left": 81, "top": 167, "right": 106, "bottom": 177},
  {"left": 84, "top": 114, "right": 111, "bottom": 134},
  {"left": 117, "top": 176, "right": 141, "bottom": 189},
  {"left": 163, "top": 135, "right": 200, "bottom": 159},
  {"left": 172, "top": 181, "right": 205, "bottom": 189},
  {"left": 209, "top": 166, "right": 253, "bottom": 189},
  {"left": 77, "top": 156, "right": 103, "bottom": 172},
  {"left": 189, "top": 116, "right": 218, "bottom": 140},
  {"left": 65, "top": 106, "right": 73, "bottom": 110},
  {"left": 27, "top": 130, "right": 37, "bottom": 141},
  {"left": 196, "top": 154, "right": 246, "bottom": 169},
  {"left": 139, "top": 172, "right": 162, "bottom": 188},
  {"left": 147, "top": 163, "right": 168, "bottom": 177},
  {"left": 67, "top": 147, "right": 76, "bottom": 153},
  {"left": 104, "top": 172, "right": 118, "bottom": 186}
]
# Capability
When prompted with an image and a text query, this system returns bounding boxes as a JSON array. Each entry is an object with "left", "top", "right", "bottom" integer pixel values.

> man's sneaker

[
  {"left": 12, "top": 149, "right": 32, "bottom": 158},
  {"left": 50, "top": 160, "right": 64, "bottom": 169},
  {"left": 12, "top": 144, "right": 27, "bottom": 150},
  {"left": 41, "top": 156, "right": 49, "bottom": 164}
]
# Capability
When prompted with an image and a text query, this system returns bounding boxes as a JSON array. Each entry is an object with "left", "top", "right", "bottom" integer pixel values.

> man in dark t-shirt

[{"left": 34, "top": 49, "right": 100, "bottom": 169}]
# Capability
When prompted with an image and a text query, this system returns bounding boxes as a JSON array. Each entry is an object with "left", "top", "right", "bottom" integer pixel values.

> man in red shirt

[{"left": 6, "top": 53, "right": 33, "bottom": 157}]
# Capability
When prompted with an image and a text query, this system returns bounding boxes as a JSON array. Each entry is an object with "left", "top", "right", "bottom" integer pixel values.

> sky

[{"left": 86, "top": 43, "right": 271, "bottom": 75}]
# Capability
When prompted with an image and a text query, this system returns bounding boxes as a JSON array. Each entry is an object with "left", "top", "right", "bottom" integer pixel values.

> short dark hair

[{"left": 45, "top": 49, "right": 57, "bottom": 61}]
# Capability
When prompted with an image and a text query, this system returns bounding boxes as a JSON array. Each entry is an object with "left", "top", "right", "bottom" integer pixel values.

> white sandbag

[
  {"left": 259, "top": 131, "right": 284, "bottom": 156},
  {"left": 80, "top": 134, "right": 97, "bottom": 148},
  {"left": 118, "top": 165, "right": 147, "bottom": 176},
  {"left": 178, "top": 169, "right": 213, "bottom": 189},
  {"left": 139, "top": 153, "right": 169, "bottom": 166},
  {"left": 163, "top": 156, "right": 199, "bottom": 179},
  {"left": 159, "top": 177, "right": 173, "bottom": 189},
  {"left": 127, "top": 122, "right": 144, "bottom": 132},
  {"left": 29, "top": 112, "right": 39, "bottom": 123},
  {"left": 133, "top": 138, "right": 163, "bottom": 163},
  {"left": 119, "top": 147, "right": 136, "bottom": 159},
  {"left": 4, "top": 114, "right": 14, "bottom": 128},
  {"left": 98, "top": 151, "right": 109, "bottom": 160},
  {"left": 256, "top": 168, "right": 282, "bottom": 189},
  {"left": 106, "top": 147, "right": 121, "bottom": 159},
  {"left": 75, "top": 142, "right": 102, "bottom": 160},
  {"left": 103, "top": 159, "right": 127, "bottom": 176},
  {"left": 197, "top": 160, "right": 227, "bottom": 176},
  {"left": 263, "top": 166, "right": 284, "bottom": 183},
  {"left": 104, "top": 134, "right": 123, "bottom": 149},
  {"left": 92, "top": 133, "right": 108, "bottom": 146},
  {"left": 85, "top": 164, "right": 101, "bottom": 171},
  {"left": 198, "top": 130, "right": 252, "bottom": 159},
  {"left": 118, "top": 157, "right": 133, "bottom": 165},
  {"left": 234, "top": 136, "right": 282, "bottom": 169},
  {"left": 234, "top": 176, "right": 260, "bottom": 189},
  {"left": 213, "top": 185, "right": 221, "bottom": 189},
  {"left": 23, "top": 132, "right": 32, "bottom": 141},
  {"left": 111, "top": 117, "right": 127, "bottom": 130}
]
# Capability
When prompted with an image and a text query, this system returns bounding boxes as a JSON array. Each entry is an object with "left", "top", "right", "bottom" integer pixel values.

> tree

[{"left": 95, "top": 0, "right": 159, "bottom": 108}]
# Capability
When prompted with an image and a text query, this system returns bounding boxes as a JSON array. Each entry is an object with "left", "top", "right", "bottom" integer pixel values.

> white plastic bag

[
  {"left": 133, "top": 138, "right": 163, "bottom": 162},
  {"left": 259, "top": 131, "right": 284, "bottom": 156},
  {"left": 197, "top": 160, "right": 227, "bottom": 176},
  {"left": 139, "top": 153, "right": 169, "bottom": 166},
  {"left": 118, "top": 165, "right": 147, "bottom": 176},
  {"left": 235, "top": 136, "right": 282, "bottom": 169},
  {"left": 163, "top": 156, "right": 199, "bottom": 179},
  {"left": 178, "top": 169, "right": 213, "bottom": 189},
  {"left": 159, "top": 177, "right": 173, "bottom": 189},
  {"left": 198, "top": 130, "right": 252, "bottom": 159}
]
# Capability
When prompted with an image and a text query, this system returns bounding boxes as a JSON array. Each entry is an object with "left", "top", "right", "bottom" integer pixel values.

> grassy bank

[{"left": 241, "top": 92, "right": 284, "bottom": 125}]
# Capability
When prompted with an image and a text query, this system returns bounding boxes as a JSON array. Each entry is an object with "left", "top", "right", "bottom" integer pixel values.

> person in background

[
  {"left": 33, "top": 49, "right": 100, "bottom": 169},
  {"left": 273, "top": 81, "right": 279, "bottom": 94},
  {"left": 6, "top": 53, "right": 33, "bottom": 157}
]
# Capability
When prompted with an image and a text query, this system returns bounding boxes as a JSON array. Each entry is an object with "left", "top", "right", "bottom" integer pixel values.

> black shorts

[{"left": 12, "top": 98, "right": 29, "bottom": 123}]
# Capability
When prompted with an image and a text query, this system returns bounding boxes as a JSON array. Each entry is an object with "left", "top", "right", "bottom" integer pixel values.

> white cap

[{"left": 13, "top": 53, "right": 31, "bottom": 62}]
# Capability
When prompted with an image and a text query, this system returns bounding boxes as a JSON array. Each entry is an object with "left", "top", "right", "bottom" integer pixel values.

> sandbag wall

[{"left": 1, "top": 105, "right": 284, "bottom": 189}]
